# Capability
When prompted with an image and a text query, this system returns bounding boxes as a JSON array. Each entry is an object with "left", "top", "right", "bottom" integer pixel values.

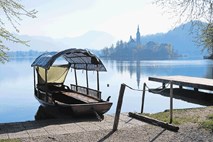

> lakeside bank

[{"left": 0, "top": 106, "right": 213, "bottom": 142}]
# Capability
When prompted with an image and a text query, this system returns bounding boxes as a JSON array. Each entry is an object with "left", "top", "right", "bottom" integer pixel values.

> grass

[
  {"left": 143, "top": 109, "right": 199, "bottom": 125},
  {"left": 143, "top": 108, "right": 213, "bottom": 131},
  {"left": 200, "top": 114, "right": 213, "bottom": 132},
  {"left": 0, "top": 139, "right": 21, "bottom": 142}
]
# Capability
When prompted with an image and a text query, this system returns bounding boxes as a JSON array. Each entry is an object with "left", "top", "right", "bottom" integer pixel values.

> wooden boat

[{"left": 31, "top": 48, "right": 112, "bottom": 117}]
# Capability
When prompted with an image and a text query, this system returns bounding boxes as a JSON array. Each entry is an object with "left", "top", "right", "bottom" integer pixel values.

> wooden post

[
  {"left": 97, "top": 70, "right": 100, "bottom": 91},
  {"left": 170, "top": 81, "right": 173, "bottom": 124},
  {"left": 45, "top": 69, "right": 48, "bottom": 102},
  {"left": 86, "top": 69, "right": 89, "bottom": 94},
  {"left": 74, "top": 68, "right": 78, "bottom": 91},
  {"left": 113, "top": 84, "right": 126, "bottom": 131},
  {"left": 141, "top": 83, "right": 146, "bottom": 113},
  {"left": 194, "top": 88, "right": 198, "bottom": 91},
  {"left": 162, "top": 83, "right": 165, "bottom": 89},
  {"left": 33, "top": 67, "right": 36, "bottom": 94},
  {"left": 97, "top": 72, "right": 99, "bottom": 91},
  {"left": 97, "top": 70, "right": 100, "bottom": 99},
  {"left": 36, "top": 67, "right": 40, "bottom": 98},
  {"left": 129, "top": 112, "right": 179, "bottom": 132}
]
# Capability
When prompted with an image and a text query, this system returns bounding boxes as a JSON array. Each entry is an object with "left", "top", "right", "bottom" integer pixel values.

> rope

[
  {"left": 123, "top": 81, "right": 172, "bottom": 94},
  {"left": 146, "top": 81, "right": 172, "bottom": 94},
  {"left": 124, "top": 84, "right": 147, "bottom": 92}
]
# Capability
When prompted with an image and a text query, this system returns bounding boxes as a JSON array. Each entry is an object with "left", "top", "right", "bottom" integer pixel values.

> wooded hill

[{"left": 101, "top": 41, "right": 177, "bottom": 60}]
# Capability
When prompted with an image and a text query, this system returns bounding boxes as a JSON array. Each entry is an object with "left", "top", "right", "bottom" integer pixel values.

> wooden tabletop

[{"left": 149, "top": 75, "right": 213, "bottom": 91}]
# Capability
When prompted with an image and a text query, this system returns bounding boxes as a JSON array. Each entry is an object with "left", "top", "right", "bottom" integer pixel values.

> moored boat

[{"left": 31, "top": 48, "right": 112, "bottom": 117}]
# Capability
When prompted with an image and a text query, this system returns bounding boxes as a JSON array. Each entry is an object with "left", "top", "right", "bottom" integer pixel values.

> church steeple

[
  {"left": 137, "top": 25, "right": 140, "bottom": 33},
  {"left": 136, "top": 25, "right": 141, "bottom": 46}
]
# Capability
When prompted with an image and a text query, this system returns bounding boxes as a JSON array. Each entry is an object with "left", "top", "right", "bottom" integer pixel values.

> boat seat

[
  {"left": 61, "top": 91, "right": 99, "bottom": 103},
  {"left": 37, "top": 84, "right": 69, "bottom": 93}
]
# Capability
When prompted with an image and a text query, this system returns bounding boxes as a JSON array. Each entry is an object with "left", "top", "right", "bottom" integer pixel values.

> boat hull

[{"left": 34, "top": 90, "right": 112, "bottom": 116}]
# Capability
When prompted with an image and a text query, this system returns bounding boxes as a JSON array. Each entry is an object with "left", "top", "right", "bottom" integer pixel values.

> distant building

[
  {"left": 136, "top": 25, "right": 141, "bottom": 47},
  {"left": 128, "top": 35, "right": 136, "bottom": 48},
  {"left": 127, "top": 25, "right": 141, "bottom": 48}
]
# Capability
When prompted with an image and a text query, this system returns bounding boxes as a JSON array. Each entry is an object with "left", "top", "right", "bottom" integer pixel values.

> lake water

[{"left": 0, "top": 58, "right": 213, "bottom": 123}]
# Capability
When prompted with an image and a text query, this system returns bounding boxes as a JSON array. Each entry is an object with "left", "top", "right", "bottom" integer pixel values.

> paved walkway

[
  {"left": 1, "top": 113, "right": 213, "bottom": 142},
  {"left": 0, "top": 113, "right": 146, "bottom": 140}
]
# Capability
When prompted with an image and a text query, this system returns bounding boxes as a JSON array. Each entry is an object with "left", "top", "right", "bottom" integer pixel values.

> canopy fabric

[
  {"left": 36, "top": 65, "right": 69, "bottom": 84},
  {"left": 31, "top": 48, "right": 107, "bottom": 71}
]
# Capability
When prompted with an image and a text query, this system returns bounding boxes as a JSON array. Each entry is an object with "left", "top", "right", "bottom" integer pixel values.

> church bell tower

[{"left": 136, "top": 25, "right": 141, "bottom": 47}]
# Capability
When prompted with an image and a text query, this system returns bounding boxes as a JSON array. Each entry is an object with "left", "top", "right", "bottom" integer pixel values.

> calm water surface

[{"left": 0, "top": 58, "right": 213, "bottom": 123}]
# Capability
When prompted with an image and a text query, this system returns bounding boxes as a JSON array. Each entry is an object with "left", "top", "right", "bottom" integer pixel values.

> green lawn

[
  {"left": 143, "top": 108, "right": 213, "bottom": 132},
  {"left": 0, "top": 139, "right": 21, "bottom": 142}
]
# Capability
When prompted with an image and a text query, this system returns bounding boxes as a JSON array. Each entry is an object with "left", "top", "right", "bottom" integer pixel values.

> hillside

[
  {"left": 141, "top": 21, "right": 207, "bottom": 59},
  {"left": 6, "top": 21, "right": 208, "bottom": 60},
  {"left": 60, "top": 31, "right": 115, "bottom": 50},
  {"left": 5, "top": 31, "right": 115, "bottom": 52}
]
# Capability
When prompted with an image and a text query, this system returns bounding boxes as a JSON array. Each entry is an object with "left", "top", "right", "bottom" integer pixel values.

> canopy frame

[
  {"left": 32, "top": 48, "right": 106, "bottom": 99},
  {"left": 31, "top": 48, "right": 107, "bottom": 71}
]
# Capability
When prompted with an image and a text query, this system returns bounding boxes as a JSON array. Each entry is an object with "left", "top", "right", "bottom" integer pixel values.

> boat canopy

[
  {"left": 36, "top": 65, "right": 69, "bottom": 84},
  {"left": 31, "top": 48, "right": 107, "bottom": 71}
]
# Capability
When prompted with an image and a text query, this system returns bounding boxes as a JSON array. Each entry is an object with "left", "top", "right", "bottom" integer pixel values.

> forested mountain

[
  {"left": 101, "top": 25, "right": 178, "bottom": 60},
  {"left": 7, "top": 21, "right": 207, "bottom": 60},
  {"left": 7, "top": 50, "right": 43, "bottom": 58},
  {"left": 5, "top": 31, "right": 115, "bottom": 51},
  {"left": 101, "top": 21, "right": 207, "bottom": 60},
  {"left": 141, "top": 21, "right": 207, "bottom": 59}
]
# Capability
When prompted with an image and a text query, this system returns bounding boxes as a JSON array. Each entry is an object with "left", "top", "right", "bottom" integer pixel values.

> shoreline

[{"left": 0, "top": 106, "right": 213, "bottom": 142}]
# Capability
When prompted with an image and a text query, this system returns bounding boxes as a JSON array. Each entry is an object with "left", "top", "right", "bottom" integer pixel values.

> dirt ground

[
  {"left": 19, "top": 106, "right": 213, "bottom": 142},
  {"left": 19, "top": 123, "right": 213, "bottom": 142}
]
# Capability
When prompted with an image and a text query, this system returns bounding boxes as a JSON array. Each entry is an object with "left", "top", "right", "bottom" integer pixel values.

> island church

[{"left": 128, "top": 25, "right": 141, "bottom": 48}]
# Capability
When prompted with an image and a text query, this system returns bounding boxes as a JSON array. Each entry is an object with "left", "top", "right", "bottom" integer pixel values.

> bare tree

[
  {"left": 0, "top": 0, "right": 37, "bottom": 63},
  {"left": 155, "top": 0, "right": 213, "bottom": 57},
  {"left": 200, "top": 23, "right": 213, "bottom": 56},
  {"left": 155, "top": 0, "right": 213, "bottom": 24}
]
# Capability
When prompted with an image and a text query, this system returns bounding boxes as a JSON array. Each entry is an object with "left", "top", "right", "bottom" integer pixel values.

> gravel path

[{"left": 20, "top": 123, "right": 213, "bottom": 142}]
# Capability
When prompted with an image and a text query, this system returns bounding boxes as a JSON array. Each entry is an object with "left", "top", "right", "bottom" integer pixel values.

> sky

[{"left": 18, "top": 0, "right": 176, "bottom": 41}]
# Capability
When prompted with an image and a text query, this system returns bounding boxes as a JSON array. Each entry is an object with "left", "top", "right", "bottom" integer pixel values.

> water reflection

[
  {"left": 0, "top": 59, "right": 213, "bottom": 123},
  {"left": 109, "top": 59, "right": 213, "bottom": 86},
  {"left": 35, "top": 106, "right": 101, "bottom": 121},
  {"left": 102, "top": 59, "right": 213, "bottom": 115},
  {"left": 150, "top": 88, "right": 213, "bottom": 106},
  {"left": 115, "top": 61, "right": 142, "bottom": 87}
]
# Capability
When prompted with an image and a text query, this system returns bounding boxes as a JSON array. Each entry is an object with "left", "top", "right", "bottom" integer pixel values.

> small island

[{"left": 101, "top": 26, "right": 178, "bottom": 60}]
